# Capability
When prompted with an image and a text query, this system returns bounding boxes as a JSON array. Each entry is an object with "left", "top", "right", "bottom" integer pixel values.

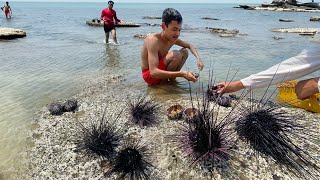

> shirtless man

[
  {"left": 1, "top": 2, "right": 12, "bottom": 18},
  {"left": 141, "top": 8, "right": 204, "bottom": 85}
]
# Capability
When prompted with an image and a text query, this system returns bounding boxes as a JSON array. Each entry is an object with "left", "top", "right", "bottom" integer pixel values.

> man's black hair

[
  {"left": 162, "top": 8, "right": 182, "bottom": 27},
  {"left": 108, "top": 1, "right": 114, "bottom": 5}
]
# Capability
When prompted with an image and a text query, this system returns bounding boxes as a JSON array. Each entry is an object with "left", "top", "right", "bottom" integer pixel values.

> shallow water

[{"left": 0, "top": 2, "right": 319, "bottom": 178}]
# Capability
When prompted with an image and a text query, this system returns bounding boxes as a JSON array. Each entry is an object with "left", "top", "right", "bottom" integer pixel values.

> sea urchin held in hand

[
  {"left": 128, "top": 95, "right": 160, "bottom": 127},
  {"left": 107, "top": 143, "right": 153, "bottom": 180},
  {"left": 75, "top": 110, "right": 123, "bottom": 159}
]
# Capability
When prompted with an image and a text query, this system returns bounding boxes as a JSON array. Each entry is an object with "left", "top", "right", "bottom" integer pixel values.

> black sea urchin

[
  {"left": 48, "top": 102, "right": 64, "bottom": 115},
  {"left": 234, "top": 103, "right": 320, "bottom": 178},
  {"left": 177, "top": 85, "right": 234, "bottom": 171},
  {"left": 75, "top": 110, "right": 123, "bottom": 159},
  {"left": 63, "top": 99, "right": 78, "bottom": 112},
  {"left": 128, "top": 95, "right": 160, "bottom": 127},
  {"left": 107, "top": 142, "right": 153, "bottom": 180}
]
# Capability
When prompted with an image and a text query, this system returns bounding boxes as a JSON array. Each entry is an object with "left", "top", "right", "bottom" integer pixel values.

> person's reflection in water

[{"left": 104, "top": 45, "right": 120, "bottom": 69}]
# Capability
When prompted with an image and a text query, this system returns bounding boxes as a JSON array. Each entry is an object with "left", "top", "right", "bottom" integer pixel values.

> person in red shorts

[
  {"left": 141, "top": 8, "right": 204, "bottom": 85},
  {"left": 100, "top": 1, "right": 121, "bottom": 44},
  {"left": 1, "top": 2, "right": 12, "bottom": 18}
]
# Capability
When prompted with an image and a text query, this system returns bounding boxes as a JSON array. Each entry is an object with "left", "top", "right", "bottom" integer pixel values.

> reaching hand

[
  {"left": 216, "top": 81, "right": 245, "bottom": 94},
  {"left": 197, "top": 59, "right": 204, "bottom": 71},
  {"left": 184, "top": 71, "right": 198, "bottom": 82}
]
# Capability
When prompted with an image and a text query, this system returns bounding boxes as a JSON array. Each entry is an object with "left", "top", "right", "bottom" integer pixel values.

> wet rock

[
  {"left": 201, "top": 17, "right": 219, "bottom": 20},
  {"left": 310, "top": 16, "right": 320, "bottom": 21},
  {"left": 142, "top": 16, "right": 162, "bottom": 19},
  {"left": 63, "top": 99, "right": 78, "bottom": 112},
  {"left": 48, "top": 102, "right": 64, "bottom": 116},
  {"left": 271, "top": 27, "right": 318, "bottom": 34},
  {"left": 133, "top": 34, "right": 148, "bottom": 39},
  {"left": 0, "top": 28, "right": 26, "bottom": 40}
]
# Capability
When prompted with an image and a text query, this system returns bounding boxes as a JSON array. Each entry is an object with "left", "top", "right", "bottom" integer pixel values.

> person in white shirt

[{"left": 217, "top": 48, "right": 320, "bottom": 100}]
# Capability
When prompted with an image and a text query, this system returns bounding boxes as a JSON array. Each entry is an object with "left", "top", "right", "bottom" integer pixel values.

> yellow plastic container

[{"left": 278, "top": 80, "right": 320, "bottom": 113}]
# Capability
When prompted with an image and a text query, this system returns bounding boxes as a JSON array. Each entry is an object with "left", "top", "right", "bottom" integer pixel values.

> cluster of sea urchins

[
  {"left": 234, "top": 103, "right": 320, "bottom": 178},
  {"left": 128, "top": 95, "right": 160, "bottom": 127},
  {"left": 177, "top": 93, "right": 233, "bottom": 169},
  {"left": 107, "top": 142, "right": 153, "bottom": 180},
  {"left": 75, "top": 110, "right": 123, "bottom": 159},
  {"left": 48, "top": 98, "right": 78, "bottom": 115},
  {"left": 206, "top": 85, "right": 232, "bottom": 107}
]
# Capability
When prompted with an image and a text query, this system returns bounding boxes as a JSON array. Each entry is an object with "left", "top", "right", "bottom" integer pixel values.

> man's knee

[
  {"left": 167, "top": 50, "right": 182, "bottom": 61},
  {"left": 180, "top": 48, "right": 188, "bottom": 59}
]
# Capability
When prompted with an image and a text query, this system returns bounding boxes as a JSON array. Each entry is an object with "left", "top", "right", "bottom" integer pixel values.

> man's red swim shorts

[
  {"left": 5, "top": 10, "right": 10, "bottom": 16},
  {"left": 142, "top": 57, "right": 167, "bottom": 85}
]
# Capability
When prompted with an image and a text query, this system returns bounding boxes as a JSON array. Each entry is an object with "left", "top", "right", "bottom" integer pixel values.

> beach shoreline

[{"left": 27, "top": 72, "right": 320, "bottom": 180}]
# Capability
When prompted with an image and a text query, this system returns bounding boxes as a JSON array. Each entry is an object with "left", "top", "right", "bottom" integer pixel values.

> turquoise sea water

[{"left": 0, "top": 2, "right": 319, "bottom": 178}]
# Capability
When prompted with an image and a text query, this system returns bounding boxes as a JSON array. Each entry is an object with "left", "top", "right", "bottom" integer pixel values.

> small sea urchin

[
  {"left": 48, "top": 102, "right": 64, "bottom": 115},
  {"left": 128, "top": 95, "right": 160, "bottom": 127},
  {"left": 75, "top": 110, "right": 123, "bottom": 159},
  {"left": 63, "top": 99, "right": 78, "bottom": 112},
  {"left": 107, "top": 142, "right": 153, "bottom": 180}
]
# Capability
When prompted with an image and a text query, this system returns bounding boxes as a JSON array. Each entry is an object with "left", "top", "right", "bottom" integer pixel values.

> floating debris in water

[{"left": 128, "top": 95, "right": 160, "bottom": 127}]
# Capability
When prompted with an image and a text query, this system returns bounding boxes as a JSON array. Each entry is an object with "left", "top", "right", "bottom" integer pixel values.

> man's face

[
  {"left": 162, "top": 20, "right": 182, "bottom": 43},
  {"left": 108, "top": 3, "right": 114, "bottom": 9}
]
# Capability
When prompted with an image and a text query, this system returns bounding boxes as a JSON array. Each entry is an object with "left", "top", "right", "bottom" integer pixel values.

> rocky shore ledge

[
  {"left": 27, "top": 73, "right": 320, "bottom": 179},
  {"left": 0, "top": 28, "right": 26, "bottom": 39}
]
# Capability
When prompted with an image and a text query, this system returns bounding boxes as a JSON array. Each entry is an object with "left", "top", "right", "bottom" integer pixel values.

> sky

[{"left": 7, "top": 0, "right": 314, "bottom": 3}]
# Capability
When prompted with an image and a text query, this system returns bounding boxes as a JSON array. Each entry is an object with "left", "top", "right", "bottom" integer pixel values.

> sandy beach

[{"left": 27, "top": 72, "right": 320, "bottom": 180}]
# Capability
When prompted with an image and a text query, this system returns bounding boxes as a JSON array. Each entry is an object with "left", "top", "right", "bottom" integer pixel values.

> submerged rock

[
  {"left": 271, "top": 28, "right": 319, "bottom": 34},
  {"left": 86, "top": 19, "right": 141, "bottom": 27},
  {"left": 310, "top": 16, "right": 320, "bottom": 21},
  {"left": 201, "top": 17, "right": 219, "bottom": 20},
  {"left": 142, "top": 16, "right": 162, "bottom": 19},
  {"left": 133, "top": 34, "right": 148, "bottom": 39},
  {"left": 0, "top": 28, "right": 26, "bottom": 40}
]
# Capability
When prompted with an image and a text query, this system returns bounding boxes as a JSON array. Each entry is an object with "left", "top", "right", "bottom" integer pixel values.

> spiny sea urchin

[
  {"left": 63, "top": 98, "right": 78, "bottom": 112},
  {"left": 75, "top": 110, "right": 123, "bottom": 159},
  {"left": 48, "top": 102, "right": 64, "bottom": 115},
  {"left": 234, "top": 102, "right": 320, "bottom": 178},
  {"left": 106, "top": 142, "right": 153, "bottom": 180},
  {"left": 176, "top": 85, "right": 234, "bottom": 171},
  {"left": 128, "top": 95, "right": 160, "bottom": 127}
]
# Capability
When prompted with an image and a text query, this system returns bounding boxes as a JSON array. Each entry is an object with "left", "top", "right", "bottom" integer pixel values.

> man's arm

[
  {"left": 146, "top": 38, "right": 197, "bottom": 82},
  {"left": 100, "top": 10, "right": 105, "bottom": 20},
  {"left": 113, "top": 11, "right": 121, "bottom": 23},
  {"left": 175, "top": 39, "right": 204, "bottom": 70},
  {"left": 217, "top": 48, "right": 320, "bottom": 95}
]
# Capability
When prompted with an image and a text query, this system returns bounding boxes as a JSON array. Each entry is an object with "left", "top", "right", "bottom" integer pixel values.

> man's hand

[
  {"left": 295, "top": 78, "right": 319, "bottom": 100},
  {"left": 184, "top": 71, "right": 198, "bottom": 82},
  {"left": 216, "top": 80, "right": 245, "bottom": 94},
  {"left": 197, "top": 59, "right": 204, "bottom": 71}
]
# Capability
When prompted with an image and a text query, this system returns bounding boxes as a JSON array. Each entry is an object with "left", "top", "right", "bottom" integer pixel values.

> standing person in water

[
  {"left": 100, "top": 0, "right": 122, "bottom": 44},
  {"left": 141, "top": 8, "right": 204, "bottom": 85},
  {"left": 1, "top": 2, "right": 12, "bottom": 18}
]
